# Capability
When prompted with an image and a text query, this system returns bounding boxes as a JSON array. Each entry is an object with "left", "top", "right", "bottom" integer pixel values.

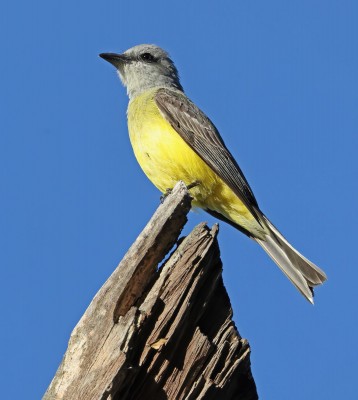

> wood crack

[{"left": 43, "top": 182, "right": 258, "bottom": 400}]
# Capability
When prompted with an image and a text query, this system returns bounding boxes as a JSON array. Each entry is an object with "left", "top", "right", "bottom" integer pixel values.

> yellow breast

[
  {"left": 127, "top": 89, "right": 220, "bottom": 205},
  {"left": 127, "top": 88, "right": 262, "bottom": 235}
]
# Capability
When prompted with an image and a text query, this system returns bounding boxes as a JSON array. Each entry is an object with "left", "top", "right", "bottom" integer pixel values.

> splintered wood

[{"left": 44, "top": 181, "right": 258, "bottom": 400}]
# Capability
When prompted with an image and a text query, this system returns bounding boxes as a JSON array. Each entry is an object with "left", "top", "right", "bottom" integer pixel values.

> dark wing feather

[{"left": 155, "top": 88, "right": 262, "bottom": 224}]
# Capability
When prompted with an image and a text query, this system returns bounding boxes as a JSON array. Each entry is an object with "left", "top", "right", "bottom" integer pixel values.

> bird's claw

[
  {"left": 160, "top": 188, "right": 173, "bottom": 203},
  {"left": 160, "top": 181, "right": 201, "bottom": 203},
  {"left": 187, "top": 180, "right": 201, "bottom": 190}
]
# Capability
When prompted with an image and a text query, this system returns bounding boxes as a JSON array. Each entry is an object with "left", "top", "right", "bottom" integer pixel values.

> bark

[{"left": 44, "top": 181, "right": 258, "bottom": 400}]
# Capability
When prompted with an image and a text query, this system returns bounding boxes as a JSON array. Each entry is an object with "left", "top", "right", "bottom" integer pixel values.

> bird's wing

[{"left": 155, "top": 88, "right": 262, "bottom": 224}]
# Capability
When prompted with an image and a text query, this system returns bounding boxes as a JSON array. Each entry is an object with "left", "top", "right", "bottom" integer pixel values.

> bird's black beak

[{"left": 99, "top": 53, "right": 129, "bottom": 68}]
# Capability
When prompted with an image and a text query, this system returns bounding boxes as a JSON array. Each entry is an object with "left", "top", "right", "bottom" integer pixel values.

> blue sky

[{"left": 1, "top": 1, "right": 357, "bottom": 398}]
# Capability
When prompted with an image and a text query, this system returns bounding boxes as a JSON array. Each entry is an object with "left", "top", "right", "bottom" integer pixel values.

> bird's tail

[{"left": 255, "top": 214, "right": 327, "bottom": 303}]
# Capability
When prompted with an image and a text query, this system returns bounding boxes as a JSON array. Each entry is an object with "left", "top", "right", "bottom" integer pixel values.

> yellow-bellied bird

[{"left": 100, "top": 44, "right": 327, "bottom": 303}]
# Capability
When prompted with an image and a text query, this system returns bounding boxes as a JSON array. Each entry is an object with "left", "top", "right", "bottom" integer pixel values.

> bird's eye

[{"left": 140, "top": 52, "right": 155, "bottom": 62}]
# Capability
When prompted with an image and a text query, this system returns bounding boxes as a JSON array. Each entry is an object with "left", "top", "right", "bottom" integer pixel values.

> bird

[{"left": 99, "top": 44, "right": 327, "bottom": 303}]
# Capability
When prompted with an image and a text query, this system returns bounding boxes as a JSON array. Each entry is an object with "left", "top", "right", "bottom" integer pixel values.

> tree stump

[{"left": 44, "top": 182, "right": 258, "bottom": 400}]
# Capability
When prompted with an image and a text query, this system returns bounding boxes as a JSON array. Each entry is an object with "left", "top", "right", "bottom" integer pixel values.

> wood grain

[{"left": 43, "top": 181, "right": 258, "bottom": 400}]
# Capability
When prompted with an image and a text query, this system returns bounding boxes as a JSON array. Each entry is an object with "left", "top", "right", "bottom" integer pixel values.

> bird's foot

[
  {"left": 160, "top": 181, "right": 201, "bottom": 204},
  {"left": 186, "top": 180, "right": 201, "bottom": 190},
  {"left": 160, "top": 188, "right": 173, "bottom": 204}
]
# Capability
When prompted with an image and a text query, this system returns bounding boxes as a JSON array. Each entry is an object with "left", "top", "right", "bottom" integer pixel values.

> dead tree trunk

[{"left": 44, "top": 182, "right": 258, "bottom": 400}]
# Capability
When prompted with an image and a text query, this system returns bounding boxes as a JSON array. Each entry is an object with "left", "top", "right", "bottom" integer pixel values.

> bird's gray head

[{"left": 100, "top": 44, "right": 183, "bottom": 99}]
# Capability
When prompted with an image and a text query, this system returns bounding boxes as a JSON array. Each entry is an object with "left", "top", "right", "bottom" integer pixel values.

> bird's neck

[{"left": 126, "top": 79, "right": 184, "bottom": 100}]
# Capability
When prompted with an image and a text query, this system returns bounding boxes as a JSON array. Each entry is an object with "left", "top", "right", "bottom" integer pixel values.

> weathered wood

[{"left": 44, "top": 181, "right": 258, "bottom": 400}]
